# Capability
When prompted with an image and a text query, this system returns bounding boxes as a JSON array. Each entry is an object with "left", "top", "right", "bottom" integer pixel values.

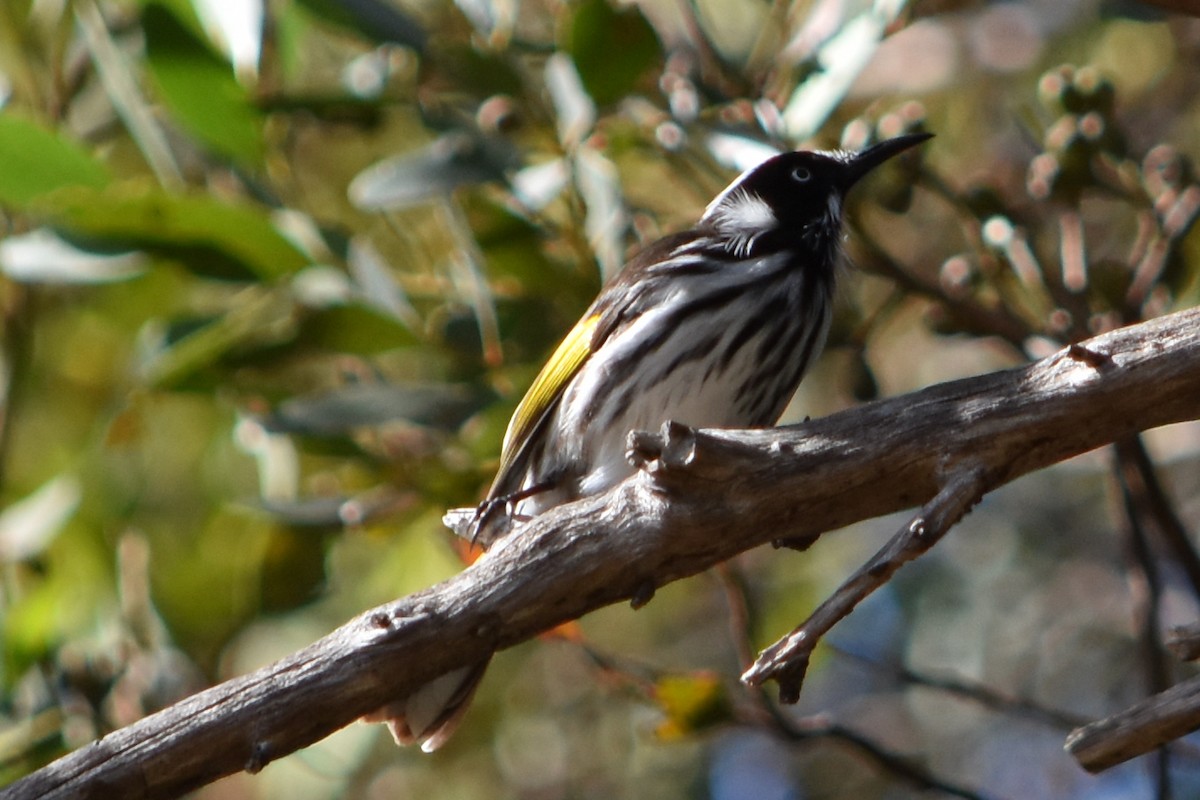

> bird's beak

[{"left": 842, "top": 132, "right": 933, "bottom": 190}]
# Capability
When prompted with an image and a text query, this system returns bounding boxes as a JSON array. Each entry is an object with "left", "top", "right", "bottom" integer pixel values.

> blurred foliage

[{"left": 0, "top": 0, "right": 1199, "bottom": 798}]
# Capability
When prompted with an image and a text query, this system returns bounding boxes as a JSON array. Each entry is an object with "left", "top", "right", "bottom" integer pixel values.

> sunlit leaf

[
  {"left": 189, "top": 0, "right": 264, "bottom": 75},
  {"left": 233, "top": 415, "right": 300, "bottom": 502},
  {"left": 0, "top": 113, "right": 110, "bottom": 206},
  {"left": 652, "top": 671, "right": 733, "bottom": 740},
  {"left": 0, "top": 476, "right": 82, "bottom": 562},
  {"left": 510, "top": 158, "right": 570, "bottom": 212},
  {"left": 566, "top": 0, "right": 660, "bottom": 106},
  {"left": 453, "top": 0, "right": 513, "bottom": 39},
  {"left": 143, "top": 2, "right": 264, "bottom": 165},
  {"left": 35, "top": 184, "right": 310, "bottom": 281},
  {"left": 152, "top": 509, "right": 277, "bottom": 664},
  {"left": 781, "top": 0, "right": 911, "bottom": 141},
  {"left": 706, "top": 132, "right": 780, "bottom": 173},
  {"left": 291, "top": 265, "right": 354, "bottom": 307},
  {"left": 575, "top": 145, "right": 626, "bottom": 281},
  {"left": 0, "top": 229, "right": 144, "bottom": 284},
  {"left": 544, "top": 53, "right": 595, "bottom": 147}
]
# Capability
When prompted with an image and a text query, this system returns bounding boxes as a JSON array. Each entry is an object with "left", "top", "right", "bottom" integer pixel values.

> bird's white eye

[{"left": 791, "top": 166, "right": 812, "bottom": 183}]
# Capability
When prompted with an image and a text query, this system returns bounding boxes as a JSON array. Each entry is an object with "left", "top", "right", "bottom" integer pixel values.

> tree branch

[
  {"left": 6, "top": 306, "right": 1200, "bottom": 800},
  {"left": 1066, "top": 674, "right": 1200, "bottom": 772},
  {"left": 740, "top": 462, "right": 988, "bottom": 698}
]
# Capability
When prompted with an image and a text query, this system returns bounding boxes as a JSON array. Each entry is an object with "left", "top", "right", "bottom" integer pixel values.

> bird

[{"left": 370, "top": 131, "right": 933, "bottom": 751}]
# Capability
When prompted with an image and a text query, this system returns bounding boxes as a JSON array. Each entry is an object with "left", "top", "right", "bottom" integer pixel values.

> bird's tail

[{"left": 364, "top": 658, "right": 490, "bottom": 752}]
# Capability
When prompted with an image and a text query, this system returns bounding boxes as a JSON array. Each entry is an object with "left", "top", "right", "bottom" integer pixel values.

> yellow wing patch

[{"left": 498, "top": 313, "right": 600, "bottom": 476}]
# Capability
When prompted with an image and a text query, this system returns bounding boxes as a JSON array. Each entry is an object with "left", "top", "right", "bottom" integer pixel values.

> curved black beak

[{"left": 842, "top": 132, "right": 933, "bottom": 190}]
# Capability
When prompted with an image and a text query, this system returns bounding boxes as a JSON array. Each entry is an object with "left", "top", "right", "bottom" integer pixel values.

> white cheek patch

[
  {"left": 717, "top": 191, "right": 776, "bottom": 231},
  {"left": 703, "top": 190, "right": 777, "bottom": 257}
]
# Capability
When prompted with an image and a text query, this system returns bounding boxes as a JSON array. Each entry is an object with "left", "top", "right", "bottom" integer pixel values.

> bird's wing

[
  {"left": 485, "top": 231, "right": 695, "bottom": 501},
  {"left": 487, "top": 312, "right": 601, "bottom": 498}
]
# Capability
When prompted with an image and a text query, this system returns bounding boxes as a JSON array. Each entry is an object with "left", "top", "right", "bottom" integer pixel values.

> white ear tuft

[
  {"left": 701, "top": 190, "right": 777, "bottom": 256},
  {"left": 708, "top": 190, "right": 775, "bottom": 230}
]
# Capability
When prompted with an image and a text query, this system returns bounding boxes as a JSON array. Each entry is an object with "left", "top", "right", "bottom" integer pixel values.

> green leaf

[
  {"left": 138, "top": 289, "right": 299, "bottom": 388},
  {"left": 142, "top": 3, "right": 264, "bottom": 165},
  {"left": 258, "top": 527, "right": 330, "bottom": 611},
  {"left": 296, "top": 0, "right": 426, "bottom": 52},
  {"left": 566, "top": 0, "right": 660, "bottom": 106},
  {"left": 295, "top": 305, "right": 419, "bottom": 354},
  {"left": 0, "top": 113, "right": 111, "bottom": 206},
  {"left": 430, "top": 44, "right": 522, "bottom": 98},
  {"left": 34, "top": 184, "right": 310, "bottom": 281},
  {"left": 463, "top": 194, "right": 564, "bottom": 287}
]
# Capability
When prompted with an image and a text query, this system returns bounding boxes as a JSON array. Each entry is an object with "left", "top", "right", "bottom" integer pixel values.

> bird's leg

[{"left": 469, "top": 480, "right": 557, "bottom": 547}]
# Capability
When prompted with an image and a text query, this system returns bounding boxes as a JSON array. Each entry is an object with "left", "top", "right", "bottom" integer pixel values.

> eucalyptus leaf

[
  {"left": 574, "top": 145, "right": 626, "bottom": 281},
  {"left": 544, "top": 53, "right": 595, "bottom": 148},
  {"left": 297, "top": 0, "right": 426, "bottom": 52},
  {"left": 138, "top": 289, "right": 300, "bottom": 388},
  {"left": 348, "top": 132, "right": 516, "bottom": 210},
  {"left": 34, "top": 184, "right": 310, "bottom": 281},
  {"left": 143, "top": 2, "right": 264, "bottom": 164},
  {"left": 0, "top": 113, "right": 110, "bottom": 206},
  {"left": 429, "top": 44, "right": 522, "bottom": 98},
  {"left": 453, "top": 0, "right": 512, "bottom": 38},
  {"left": 189, "top": 0, "right": 264, "bottom": 74},
  {"left": 705, "top": 132, "right": 781, "bottom": 173},
  {"left": 257, "top": 496, "right": 352, "bottom": 528},
  {"left": 294, "top": 304, "right": 419, "bottom": 354},
  {"left": 347, "top": 236, "right": 421, "bottom": 331},
  {"left": 0, "top": 229, "right": 144, "bottom": 284},
  {"left": 566, "top": 0, "right": 660, "bottom": 106},
  {"left": 782, "top": 0, "right": 911, "bottom": 141},
  {"left": 510, "top": 158, "right": 570, "bottom": 211},
  {"left": 0, "top": 475, "right": 82, "bottom": 562}
]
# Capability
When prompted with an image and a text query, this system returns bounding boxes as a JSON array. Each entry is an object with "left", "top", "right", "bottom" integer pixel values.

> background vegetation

[{"left": 1, "top": 0, "right": 1199, "bottom": 797}]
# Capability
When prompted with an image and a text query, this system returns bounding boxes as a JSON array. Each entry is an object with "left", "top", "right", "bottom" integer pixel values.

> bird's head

[{"left": 700, "top": 132, "right": 932, "bottom": 258}]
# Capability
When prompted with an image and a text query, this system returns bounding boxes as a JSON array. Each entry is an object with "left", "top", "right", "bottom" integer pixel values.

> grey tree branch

[
  {"left": 740, "top": 462, "right": 989, "bottom": 698},
  {"left": 5, "top": 306, "right": 1200, "bottom": 800},
  {"left": 1066, "top": 674, "right": 1200, "bottom": 772}
]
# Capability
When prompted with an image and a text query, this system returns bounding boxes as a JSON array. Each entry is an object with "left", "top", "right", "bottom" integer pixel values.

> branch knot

[{"left": 626, "top": 421, "right": 697, "bottom": 475}]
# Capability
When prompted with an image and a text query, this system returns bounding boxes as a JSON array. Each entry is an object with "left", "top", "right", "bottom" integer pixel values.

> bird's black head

[{"left": 700, "top": 132, "right": 932, "bottom": 259}]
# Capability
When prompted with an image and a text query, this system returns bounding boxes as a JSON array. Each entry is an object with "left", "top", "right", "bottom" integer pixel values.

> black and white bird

[{"left": 372, "top": 131, "right": 933, "bottom": 751}]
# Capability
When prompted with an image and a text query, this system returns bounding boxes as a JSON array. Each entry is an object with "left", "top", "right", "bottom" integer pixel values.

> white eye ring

[{"left": 791, "top": 166, "right": 812, "bottom": 183}]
